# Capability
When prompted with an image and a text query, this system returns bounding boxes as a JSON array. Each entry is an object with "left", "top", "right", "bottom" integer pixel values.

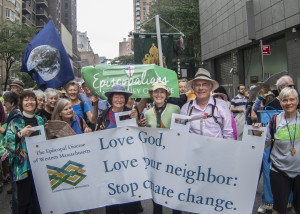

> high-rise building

[
  {"left": 47, "top": 0, "right": 61, "bottom": 33},
  {"left": 22, "top": 0, "right": 48, "bottom": 27},
  {"left": 77, "top": 31, "right": 99, "bottom": 68},
  {"left": 119, "top": 38, "right": 133, "bottom": 56},
  {"left": 0, "top": 0, "right": 23, "bottom": 87},
  {"left": 133, "top": 0, "right": 153, "bottom": 32},
  {"left": 61, "top": 0, "right": 79, "bottom": 76}
]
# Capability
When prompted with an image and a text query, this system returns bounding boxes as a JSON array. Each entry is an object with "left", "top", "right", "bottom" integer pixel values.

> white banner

[{"left": 26, "top": 125, "right": 266, "bottom": 214}]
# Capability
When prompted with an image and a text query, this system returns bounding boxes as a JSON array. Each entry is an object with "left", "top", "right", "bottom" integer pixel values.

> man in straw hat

[{"left": 180, "top": 68, "right": 233, "bottom": 139}]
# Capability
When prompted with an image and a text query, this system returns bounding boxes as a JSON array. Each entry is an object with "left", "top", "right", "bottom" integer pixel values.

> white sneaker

[{"left": 257, "top": 205, "right": 266, "bottom": 213}]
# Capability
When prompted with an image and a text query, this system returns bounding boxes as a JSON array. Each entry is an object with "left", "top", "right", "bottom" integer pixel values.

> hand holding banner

[{"left": 26, "top": 125, "right": 266, "bottom": 214}]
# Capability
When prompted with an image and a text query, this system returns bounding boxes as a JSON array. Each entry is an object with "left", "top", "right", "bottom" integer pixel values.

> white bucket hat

[
  {"left": 148, "top": 81, "right": 171, "bottom": 96},
  {"left": 187, "top": 68, "right": 219, "bottom": 91}
]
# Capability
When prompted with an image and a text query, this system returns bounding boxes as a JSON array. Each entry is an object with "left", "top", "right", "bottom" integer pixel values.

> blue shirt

[
  {"left": 78, "top": 93, "right": 110, "bottom": 114},
  {"left": 72, "top": 102, "right": 90, "bottom": 119},
  {"left": 71, "top": 116, "right": 83, "bottom": 134}
]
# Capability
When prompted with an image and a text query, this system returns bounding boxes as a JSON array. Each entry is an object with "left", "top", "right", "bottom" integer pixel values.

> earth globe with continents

[{"left": 27, "top": 45, "right": 61, "bottom": 81}]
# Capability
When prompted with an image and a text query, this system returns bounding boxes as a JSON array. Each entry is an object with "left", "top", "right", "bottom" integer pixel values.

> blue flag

[{"left": 21, "top": 19, "right": 74, "bottom": 90}]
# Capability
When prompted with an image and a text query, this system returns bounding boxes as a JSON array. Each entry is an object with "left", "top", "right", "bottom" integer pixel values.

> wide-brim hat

[
  {"left": 263, "top": 91, "right": 275, "bottom": 99},
  {"left": 148, "top": 81, "right": 171, "bottom": 96},
  {"left": 10, "top": 80, "right": 24, "bottom": 90},
  {"left": 104, "top": 84, "right": 132, "bottom": 98},
  {"left": 212, "top": 92, "right": 228, "bottom": 101},
  {"left": 187, "top": 68, "right": 219, "bottom": 91}
]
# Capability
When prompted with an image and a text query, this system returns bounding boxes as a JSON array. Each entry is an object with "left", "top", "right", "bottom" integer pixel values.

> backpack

[
  {"left": 268, "top": 114, "right": 277, "bottom": 162},
  {"left": 80, "top": 101, "right": 95, "bottom": 130},
  {"left": 186, "top": 96, "right": 224, "bottom": 130},
  {"left": 75, "top": 115, "right": 85, "bottom": 133},
  {"left": 80, "top": 101, "right": 88, "bottom": 121}
]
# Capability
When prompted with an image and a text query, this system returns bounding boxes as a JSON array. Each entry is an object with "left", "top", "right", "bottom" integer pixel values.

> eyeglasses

[
  {"left": 193, "top": 83, "right": 211, "bottom": 88},
  {"left": 287, "top": 84, "right": 295, "bottom": 88}
]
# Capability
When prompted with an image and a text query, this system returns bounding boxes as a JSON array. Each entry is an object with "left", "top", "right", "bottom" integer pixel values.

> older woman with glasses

[{"left": 254, "top": 87, "right": 300, "bottom": 214}]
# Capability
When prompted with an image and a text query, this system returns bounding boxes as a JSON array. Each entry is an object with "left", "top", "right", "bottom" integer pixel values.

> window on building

[
  {"left": 143, "top": 6, "right": 146, "bottom": 10},
  {"left": 15, "top": 1, "right": 20, "bottom": 13},
  {"left": 6, "top": 8, "right": 15, "bottom": 22},
  {"left": 65, "top": 3, "right": 68, "bottom": 8},
  {"left": 8, "top": 0, "right": 16, "bottom": 5}
]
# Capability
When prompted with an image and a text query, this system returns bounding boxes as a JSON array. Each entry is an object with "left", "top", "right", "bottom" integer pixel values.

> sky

[{"left": 77, "top": 0, "right": 134, "bottom": 59}]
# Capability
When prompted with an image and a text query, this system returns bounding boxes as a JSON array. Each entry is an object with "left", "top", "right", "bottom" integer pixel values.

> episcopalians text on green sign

[{"left": 82, "top": 64, "right": 179, "bottom": 99}]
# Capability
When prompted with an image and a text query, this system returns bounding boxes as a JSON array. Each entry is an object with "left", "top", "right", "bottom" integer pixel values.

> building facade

[
  {"left": 22, "top": 0, "right": 49, "bottom": 28},
  {"left": 119, "top": 38, "right": 134, "bottom": 56},
  {"left": 199, "top": 0, "right": 300, "bottom": 97},
  {"left": 133, "top": 0, "right": 153, "bottom": 32},
  {"left": 0, "top": 0, "right": 23, "bottom": 87},
  {"left": 77, "top": 31, "right": 99, "bottom": 69},
  {"left": 61, "top": 0, "right": 78, "bottom": 62}
]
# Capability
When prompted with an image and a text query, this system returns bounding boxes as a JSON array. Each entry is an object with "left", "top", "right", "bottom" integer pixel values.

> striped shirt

[{"left": 231, "top": 94, "right": 247, "bottom": 110}]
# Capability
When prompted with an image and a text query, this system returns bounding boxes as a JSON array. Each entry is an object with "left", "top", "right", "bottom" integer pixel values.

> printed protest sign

[
  {"left": 26, "top": 125, "right": 266, "bottom": 214},
  {"left": 82, "top": 64, "right": 179, "bottom": 99}
]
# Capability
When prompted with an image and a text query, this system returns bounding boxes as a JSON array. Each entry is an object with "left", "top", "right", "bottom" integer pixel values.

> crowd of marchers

[{"left": 0, "top": 68, "right": 299, "bottom": 214}]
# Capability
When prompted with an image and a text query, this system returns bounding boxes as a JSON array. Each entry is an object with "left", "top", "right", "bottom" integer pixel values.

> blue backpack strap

[{"left": 268, "top": 114, "right": 277, "bottom": 162}]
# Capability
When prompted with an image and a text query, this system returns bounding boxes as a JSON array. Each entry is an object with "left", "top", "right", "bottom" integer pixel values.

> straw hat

[
  {"left": 148, "top": 81, "right": 171, "bottom": 96},
  {"left": 104, "top": 84, "right": 132, "bottom": 98},
  {"left": 187, "top": 68, "right": 219, "bottom": 91}
]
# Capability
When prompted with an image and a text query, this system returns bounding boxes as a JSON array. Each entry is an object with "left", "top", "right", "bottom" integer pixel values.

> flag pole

[
  {"left": 155, "top": 15, "right": 164, "bottom": 67},
  {"left": 260, "top": 40, "right": 265, "bottom": 81}
]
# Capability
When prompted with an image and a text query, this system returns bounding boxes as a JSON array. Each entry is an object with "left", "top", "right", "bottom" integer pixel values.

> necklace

[{"left": 285, "top": 115, "right": 297, "bottom": 156}]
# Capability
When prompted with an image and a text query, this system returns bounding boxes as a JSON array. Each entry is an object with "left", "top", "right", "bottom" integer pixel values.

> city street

[{"left": 0, "top": 177, "right": 265, "bottom": 214}]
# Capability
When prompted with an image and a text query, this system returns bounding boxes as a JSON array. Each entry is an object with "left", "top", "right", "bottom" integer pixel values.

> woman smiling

[
  {"left": 253, "top": 87, "right": 300, "bottom": 214},
  {"left": 52, "top": 99, "right": 91, "bottom": 134},
  {"left": 3, "top": 90, "right": 45, "bottom": 213},
  {"left": 145, "top": 81, "right": 181, "bottom": 214}
]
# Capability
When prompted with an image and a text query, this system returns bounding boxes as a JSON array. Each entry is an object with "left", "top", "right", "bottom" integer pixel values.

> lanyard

[{"left": 285, "top": 115, "right": 297, "bottom": 156}]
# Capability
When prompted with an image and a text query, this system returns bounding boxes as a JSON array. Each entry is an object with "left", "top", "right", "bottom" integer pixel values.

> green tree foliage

[
  {"left": 0, "top": 22, "right": 38, "bottom": 90},
  {"left": 143, "top": 0, "right": 201, "bottom": 77},
  {"left": 111, "top": 54, "right": 135, "bottom": 65}
]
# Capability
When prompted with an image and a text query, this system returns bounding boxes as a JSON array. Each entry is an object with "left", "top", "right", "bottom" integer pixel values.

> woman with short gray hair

[
  {"left": 33, "top": 90, "right": 46, "bottom": 118},
  {"left": 254, "top": 87, "right": 300, "bottom": 214},
  {"left": 41, "top": 88, "right": 59, "bottom": 121}
]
